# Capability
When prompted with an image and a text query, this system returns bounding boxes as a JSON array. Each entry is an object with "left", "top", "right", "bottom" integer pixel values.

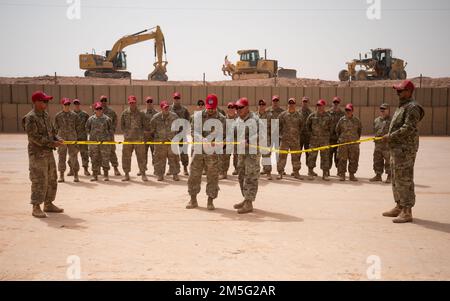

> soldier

[
  {"left": 328, "top": 96, "right": 345, "bottom": 177},
  {"left": 221, "top": 102, "right": 238, "bottom": 178},
  {"left": 266, "top": 95, "right": 285, "bottom": 174},
  {"left": 277, "top": 97, "right": 304, "bottom": 180},
  {"left": 99, "top": 95, "right": 121, "bottom": 176},
  {"left": 382, "top": 80, "right": 424, "bottom": 223},
  {"left": 306, "top": 99, "right": 332, "bottom": 181},
  {"left": 73, "top": 99, "right": 91, "bottom": 176},
  {"left": 370, "top": 103, "right": 392, "bottom": 183},
  {"left": 23, "top": 91, "right": 64, "bottom": 218},
  {"left": 233, "top": 97, "right": 260, "bottom": 214},
  {"left": 186, "top": 94, "right": 225, "bottom": 210},
  {"left": 121, "top": 95, "right": 147, "bottom": 182},
  {"left": 86, "top": 102, "right": 113, "bottom": 182},
  {"left": 335, "top": 103, "right": 362, "bottom": 182},
  {"left": 191, "top": 99, "right": 207, "bottom": 176},
  {"left": 256, "top": 99, "right": 273, "bottom": 180},
  {"left": 142, "top": 96, "right": 158, "bottom": 176},
  {"left": 299, "top": 96, "right": 313, "bottom": 166},
  {"left": 150, "top": 100, "right": 181, "bottom": 181},
  {"left": 54, "top": 98, "right": 80, "bottom": 183},
  {"left": 170, "top": 92, "right": 190, "bottom": 176}
]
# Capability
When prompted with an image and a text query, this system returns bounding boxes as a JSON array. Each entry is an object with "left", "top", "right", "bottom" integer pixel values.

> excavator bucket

[{"left": 148, "top": 62, "right": 168, "bottom": 81}]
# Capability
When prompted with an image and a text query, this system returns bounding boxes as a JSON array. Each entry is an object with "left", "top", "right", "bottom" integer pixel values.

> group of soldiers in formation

[{"left": 23, "top": 79, "right": 424, "bottom": 223}]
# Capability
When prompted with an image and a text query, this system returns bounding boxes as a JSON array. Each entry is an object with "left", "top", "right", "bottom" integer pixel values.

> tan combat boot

[
  {"left": 67, "top": 168, "right": 74, "bottom": 176},
  {"left": 114, "top": 167, "right": 121, "bottom": 176},
  {"left": 32, "top": 204, "right": 47, "bottom": 218},
  {"left": 141, "top": 173, "right": 148, "bottom": 182},
  {"left": 233, "top": 200, "right": 246, "bottom": 209},
  {"left": 232, "top": 169, "right": 238, "bottom": 176},
  {"left": 103, "top": 170, "right": 109, "bottom": 181},
  {"left": 43, "top": 203, "right": 64, "bottom": 213},
  {"left": 207, "top": 197, "right": 215, "bottom": 210},
  {"left": 370, "top": 174, "right": 382, "bottom": 182},
  {"left": 322, "top": 171, "right": 330, "bottom": 181},
  {"left": 339, "top": 173, "right": 346, "bottom": 181},
  {"left": 183, "top": 166, "right": 189, "bottom": 176},
  {"left": 385, "top": 174, "right": 392, "bottom": 184},
  {"left": 393, "top": 207, "right": 413, "bottom": 223},
  {"left": 58, "top": 172, "right": 65, "bottom": 183},
  {"left": 186, "top": 196, "right": 198, "bottom": 209},
  {"left": 237, "top": 200, "right": 253, "bottom": 214},
  {"left": 173, "top": 174, "right": 180, "bottom": 181},
  {"left": 157, "top": 175, "right": 164, "bottom": 181},
  {"left": 90, "top": 172, "right": 98, "bottom": 182},
  {"left": 293, "top": 171, "right": 304, "bottom": 180},
  {"left": 349, "top": 173, "right": 358, "bottom": 182},
  {"left": 73, "top": 172, "right": 79, "bottom": 183},
  {"left": 276, "top": 173, "right": 283, "bottom": 180},
  {"left": 83, "top": 167, "right": 90, "bottom": 176},
  {"left": 219, "top": 173, "right": 227, "bottom": 180},
  {"left": 266, "top": 173, "right": 272, "bottom": 180},
  {"left": 122, "top": 173, "right": 130, "bottom": 182},
  {"left": 382, "top": 205, "right": 402, "bottom": 217}
]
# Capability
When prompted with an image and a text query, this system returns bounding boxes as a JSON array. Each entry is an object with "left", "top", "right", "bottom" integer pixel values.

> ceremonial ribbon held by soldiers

[{"left": 63, "top": 137, "right": 383, "bottom": 155}]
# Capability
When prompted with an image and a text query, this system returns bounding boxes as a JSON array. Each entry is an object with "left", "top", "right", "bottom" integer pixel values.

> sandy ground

[{"left": 0, "top": 134, "right": 449, "bottom": 280}]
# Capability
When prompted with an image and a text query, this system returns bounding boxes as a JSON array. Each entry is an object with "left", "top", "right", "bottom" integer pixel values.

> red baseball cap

[
  {"left": 227, "top": 102, "right": 235, "bottom": 108},
  {"left": 145, "top": 96, "right": 153, "bottom": 103},
  {"left": 288, "top": 97, "right": 296, "bottom": 104},
  {"left": 173, "top": 92, "right": 181, "bottom": 99},
  {"left": 128, "top": 95, "right": 137, "bottom": 104},
  {"left": 393, "top": 80, "right": 415, "bottom": 91},
  {"left": 205, "top": 94, "right": 218, "bottom": 110},
  {"left": 345, "top": 103, "right": 354, "bottom": 111},
  {"left": 61, "top": 98, "right": 71, "bottom": 105},
  {"left": 99, "top": 95, "right": 108, "bottom": 101},
  {"left": 317, "top": 99, "right": 327, "bottom": 106},
  {"left": 31, "top": 91, "right": 53, "bottom": 102},
  {"left": 236, "top": 97, "right": 249, "bottom": 107},
  {"left": 160, "top": 100, "right": 169, "bottom": 109},
  {"left": 332, "top": 96, "right": 342, "bottom": 103},
  {"left": 272, "top": 95, "right": 280, "bottom": 102},
  {"left": 73, "top": 99, "right": 81, "bottom": 104},
  {"left": 93, "top": 102, "right": 103, "bottom": 110}
]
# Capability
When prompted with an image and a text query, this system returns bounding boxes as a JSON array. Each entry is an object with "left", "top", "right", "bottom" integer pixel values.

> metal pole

[
  {"left": 203, "top": 73, "right": 206, "bottom": 86},
  {"left": 54, "top": 72, "right": 57, "bottom": 85},
  {"left": 420, "top": 73, "right": 422, "bottom": 88}
]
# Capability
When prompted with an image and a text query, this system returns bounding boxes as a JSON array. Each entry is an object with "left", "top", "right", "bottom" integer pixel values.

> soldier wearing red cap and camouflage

[
  {"left": 370, "top": 103, "right": 392, "bottom": 184},
  {"left": 54, "top": 98, "right": 81, "bottom": 183},
  {"left": 328, "top": 96, "right": 345, "bottom": 176},
  {"left": 382, "top": 80, "right": 424, "bottom": 223},
  {"left": 266, "top": 95, "right": 285, "bottom": 174},
  {"left": 256, "top": 98, "right": 273, "bottom": 180},
  {"left": 73, "top": 99, "right": 91, "bottom": 176},
  {"left": 186, "top": 94, "right": 226, "bottom": 210},
  {"left": 23, "top": 91, "right": 64, "bottom": 218},
  {"left": 149, "top": 101, "right": 181, "bottom": 181},
  {"left": 170, "top": 92, "right": 191, "bottom": 176},
  {"left": 86, "top": 102, "right": 113, "bottom": 181},
  {"left": 99, "top": 95, "right": 121, "bottom": 176},
  {"left": 221, "top": 102, "right": 238, "bottom": 178},
  {"left": 299, "top": 96, "right": 313, "bottom": 165},
  {"left": 335, "top": 103, "right": 362, "bottom": 182},
  {"left": 142, "top": 96, "right": 158, "bottom": 175},
  {"left": 305, "top": 99, "right": 332, "bottom": 181},
  {"left": 120, "top": 95, "right": 147, "bottom": 182}
]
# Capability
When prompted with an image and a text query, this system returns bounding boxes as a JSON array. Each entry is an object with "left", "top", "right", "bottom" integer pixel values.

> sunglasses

[
  {"left": 95, "top": 108, "right": 103, "bottom": 111},
  {"left": 272, "top": 99, "right": 279, "bottom": 102},
  {"left": 345, "top": 109, "right": 352, "bottom": 112},
  {"left": 258, "top": 103, "right": 266, "bottom": 106},
  {"left": 198, "top": 104, "right": 205, "bottom": 106},
  {"left": 333, "top": 101, "right": 340, "bottom": 104},
  {"left": 174, "top": 97, "right": 181, "bottom": 100},
  {"left": 146, "top": 100, "right": 153, "bottom": 104},
  {"left": 237, "top": 106, "right": 245, "bottom": 110}
]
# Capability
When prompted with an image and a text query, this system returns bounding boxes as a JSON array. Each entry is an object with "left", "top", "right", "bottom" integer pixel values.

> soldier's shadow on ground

[
  {"left": 413, "top": 218, "right": 450, "bottom": 234},
  {"left": 197, "top": 207, "right": 303, "bottom": 223},
  {"left": 62, "top": 181, "right": 98, "bottom": 189},
  {"left": 39, "top": 213, "right": 87, "bottom": 230}
]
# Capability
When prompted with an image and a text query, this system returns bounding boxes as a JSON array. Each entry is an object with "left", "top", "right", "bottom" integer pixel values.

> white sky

[{"left": 0, "top": 0, "right": 449, "bottom": 81}]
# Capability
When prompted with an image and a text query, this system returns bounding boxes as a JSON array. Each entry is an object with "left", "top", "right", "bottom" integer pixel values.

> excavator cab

[
  {"left": 240, "top": 50, "right": 260, "bottom": 67},
  {"left": 106, "top": 50, "right": 127, "bottom": 70}
]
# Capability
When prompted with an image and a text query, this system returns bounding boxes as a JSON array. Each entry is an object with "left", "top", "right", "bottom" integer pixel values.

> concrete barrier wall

[{"left": 1, "top": 84, "right": 449, "bottom": 136}]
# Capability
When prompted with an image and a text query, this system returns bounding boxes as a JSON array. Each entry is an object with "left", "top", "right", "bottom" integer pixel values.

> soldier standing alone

[{"left": 370, "top": 103, "right": 392, "bottom": 183}]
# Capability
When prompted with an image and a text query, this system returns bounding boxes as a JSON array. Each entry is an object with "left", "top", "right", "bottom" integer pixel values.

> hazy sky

[{"left": 0, "top": 0, "right": 449, "bottom": 81}]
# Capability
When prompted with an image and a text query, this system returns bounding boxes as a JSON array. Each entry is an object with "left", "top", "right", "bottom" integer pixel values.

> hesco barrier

[{"left": 0, "top": 84, "right": 448, "bottom": 135}]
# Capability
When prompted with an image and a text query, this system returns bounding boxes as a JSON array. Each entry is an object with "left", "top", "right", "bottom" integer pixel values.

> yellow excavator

[{"left": 79, "top": 25, "right": 168, "bottom": 81}]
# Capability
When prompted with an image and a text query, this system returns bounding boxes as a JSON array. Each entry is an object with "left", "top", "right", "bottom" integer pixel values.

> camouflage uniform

[
  {"left": 120, "top": 108, "right": 146, "bottom": 174},
  {"left": 102, "top": 106, "right": 119, "bottom": 168},
  {"left": 305, "top": 111, "right": 332, "bottom": 171},
  {"left": 266, "top": 107, "right": 285, "bottom": 166},
  {"left": 256, "top": 110, "right": 272, "bottom": 174},
  {"left": 277, "top": 110, "right": 303, "bottom": 174},
  {"left": 335, "top": 116, "right": 362, "bottom": 175},
  {"left": 373, "top": 116, "right": 392, "bottom": 175},
  {"left": 149, "top": 111, "right": 180, "bottom": 177},
  {"left": 74, "top": 109, "right": 90, "bottom": 169},
  {"left": 236, "top": 112, "right": 260, "bottom": 202},
  {"left": 221, "top": 113, "right": 238, "bottom": 175},
  {"left": 388, "top": 98, "right": 424, "bottom": 208},
  {"left": 143, "top": 107, "right": 158, "bottom": 171},
  {"left": 328, "top": 108, "right": 345, "bottom": 169},
  {"left": 188, "top": 110, "right": 225, "bottom": 199},
  {"left": 86, "top": 114, "right": 113, "bottom": 174},
  {"left": 170, "top": 104, "right": 190, "bottom": 168},
  {"left": 23, "top": 109, "right": 60, "bottom": 205},
  {"left": 54, "top": 110, "right": 80, "bottom": 174},
  {"left": 299, "top": 106, "right": 313, "bottom": 162}
]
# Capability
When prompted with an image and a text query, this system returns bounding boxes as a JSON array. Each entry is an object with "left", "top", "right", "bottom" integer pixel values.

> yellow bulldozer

[
  {"left": 338, "top": 48, "right": 407, "bottom": 81},
  {"left": 79, "top": 25, "right": 168, "bottom": 81},
  {"left": 222, "top": 49, "right": 297, "bottom": 80}
]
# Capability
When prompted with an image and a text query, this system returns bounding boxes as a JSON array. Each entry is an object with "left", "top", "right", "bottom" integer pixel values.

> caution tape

[{"left": 63, "top": 137, "right": 383, "bottom": 154}]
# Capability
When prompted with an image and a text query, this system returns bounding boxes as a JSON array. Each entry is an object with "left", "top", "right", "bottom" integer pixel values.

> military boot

[
  {"left": 324, "top": 170, "right": 330, "bottom": 177},
  {"left": 266, "top": 173, "right": 273, "bottom": 180},
  {"left": 382, "top": 205, "right": 402, "bottom": 217},
  {"left": 186, "top": 195, "right": 198, "bottom": 209},
  {"left": 141, "top": 173, "right": 148, "bottom": 182},
  {"left": 276, "top": 173, "right": 283, "bottom": 180},
  {"left": 233, "top": 200, "right": 246, "bottom": 209},
  {"left": 370, "top": 174, "right": 382, "bottom": 182},
  {"left": 83, "top": 167, "right": 91, "bottom": 176},
  {"left": 122, "top": 172, "right": 130, "bottom": 181},
  {"left": 219, "top": 173, "right": 227, "bottom": 180},
  {"left": 385, "top": 174, "right": 392, "bottom": 184},
  {"left": 237, "top": 200, "right": 253, "bottom": 214},
  {"left": 293, "top": 171, "right": 303, "bottom": 180},
  {"left": 207, "top": 197, "right": 215, "bottom": 210},
  {"left": 114, "top": 167, "right": 121, "bottom": 176},
  {"left": 137, "top": 171, "right": 142, "bottom": 176},
  {"left": 43, "top": 203, "right": 64, "bottom": 213},
  {"left": 103, "top": 170, "right": 109, "bottom": 181},
  {"left": 58, "top": 172, "right": 65, "bottom": 183},
  {"left": 173, "top": 174, "right": 180, "bottom": 181},
  {"left": 308, "top": 168, "right": 317, "bottom": 177},
  {"left": 32, "top": 204, "right": 47, "bottom": 218},
  {"left": 349, "top": 173, "right": 358, "bottom": 182},
  {"left": 232, "top": 169, "right": 238, "bottom": 176},
  {"left": 322, "top": 171, "right": 330, "bottom": 181},
  {"left": 260, "top": 171, "right": 266, "bottom": 175},
  {"left": 73, "top": 172, "right": 80, "bottom": 183},
  {"left": 183, "top": 166, "right": 189, "bottom": 176},
  {"left": 393, "top": 207, "right": 413, "bottom": 223},
  {"left": 339, "top": 173, "right": 346, "bottom": 181},
  {"left": 67, "top": 168, "right": 74, "bottom": 176},
  {"left": 166, "top": 171, "right": 172, "bottom": 176},
  {"left": 90, "top": 172, "right": 98, "bottom": 182},
  {"left": 157, "top": 175, "right": 164, "bottom": 181}
]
